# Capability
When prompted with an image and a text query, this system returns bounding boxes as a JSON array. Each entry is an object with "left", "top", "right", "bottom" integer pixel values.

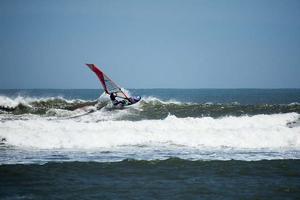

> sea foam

[{"left": 0, "top": 113, "right": 299, "bottom": 150}]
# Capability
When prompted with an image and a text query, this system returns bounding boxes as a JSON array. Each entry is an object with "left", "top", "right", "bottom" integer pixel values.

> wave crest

[{"left": 1, "top": 95, "right": 300, "bottom": 119}]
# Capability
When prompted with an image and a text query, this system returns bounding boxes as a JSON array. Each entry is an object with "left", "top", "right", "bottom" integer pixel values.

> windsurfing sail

[{"left": 85, "top": 64, "right": 129, "bottom": 100}]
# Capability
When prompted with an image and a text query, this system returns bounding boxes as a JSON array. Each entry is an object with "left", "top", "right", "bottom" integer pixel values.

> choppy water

[
  {"left": 1, "top": 159, "right": 300, "bottom": 200},
  {"left": 0, "top": 89, "right": 300, "bottom": 199},
  {"left": 0, "top": 89, "right": 300, "bottom": 163}
]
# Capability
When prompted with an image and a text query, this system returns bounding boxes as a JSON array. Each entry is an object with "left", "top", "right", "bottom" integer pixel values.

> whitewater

[{"left": 1, "top": 89, "right": 300, "bottom": 164}]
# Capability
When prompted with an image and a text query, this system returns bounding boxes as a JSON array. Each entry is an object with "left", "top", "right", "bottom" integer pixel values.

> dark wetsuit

[
  {"left": 110, "top": 93, "right": 116, "bottom": 101},
  {"left": 110, "top": 93, "right": 125, "bottom": 106}
]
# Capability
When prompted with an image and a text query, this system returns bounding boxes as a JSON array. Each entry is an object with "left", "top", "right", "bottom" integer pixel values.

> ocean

[{"left": 0, "top": 89, "right": 300, "bottom": 199}]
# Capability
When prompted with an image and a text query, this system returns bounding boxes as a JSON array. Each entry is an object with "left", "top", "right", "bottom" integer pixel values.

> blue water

[{"left": 1, "top": 88, "right": 300, "bottom": 104}]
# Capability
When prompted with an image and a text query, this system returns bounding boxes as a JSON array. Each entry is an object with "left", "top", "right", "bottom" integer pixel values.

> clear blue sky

[{"left": 0, "top": 0, "right": 299, "bottom": 89}]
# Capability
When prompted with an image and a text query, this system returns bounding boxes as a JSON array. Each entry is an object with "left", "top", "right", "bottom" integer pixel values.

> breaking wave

[
  {"left": 1, "top": 113, "right": 299, "bottom": 150},
  {"left": 0, "top": 95, "right": 300, "bottom": 119},
  {"left": 1, "top": 90, "right": 300, "bottom": 164}
]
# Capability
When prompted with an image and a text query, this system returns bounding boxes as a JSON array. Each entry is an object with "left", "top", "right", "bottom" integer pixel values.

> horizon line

[{"left": 1, "top": 88, "right": 300, "bottom": 90}]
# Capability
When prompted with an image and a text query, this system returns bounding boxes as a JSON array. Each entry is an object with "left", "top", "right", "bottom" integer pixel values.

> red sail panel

[
  {"left": 85, "top": 64, "right": 129, "bottom": 99},
  {"left": 86, "top": 64, "right": 108, "bottom": 93}
]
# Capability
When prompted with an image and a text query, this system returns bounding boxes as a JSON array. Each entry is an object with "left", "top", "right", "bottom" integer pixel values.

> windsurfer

[
  {"left": 86, "top": 64, "right": 141, "bottom": 107},
  {"left": 110, "top": 93, "right": 125, "bottom": 106}
]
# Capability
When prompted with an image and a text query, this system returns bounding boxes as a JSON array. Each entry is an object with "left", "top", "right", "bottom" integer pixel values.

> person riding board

[
  {"left": 110, "top": 92, "right": 126, "bottom": 106},
  {"left": 86, "top": 64, "right": 141, "bottom": 107}
]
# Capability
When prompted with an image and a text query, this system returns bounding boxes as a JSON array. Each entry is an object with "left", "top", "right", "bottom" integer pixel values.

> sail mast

[{"left": 85, "top": 64, "right": 129, "bottom": 99}]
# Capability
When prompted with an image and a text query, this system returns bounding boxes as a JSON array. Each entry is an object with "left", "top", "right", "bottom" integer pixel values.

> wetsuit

[{"left": 110, "top": 93, "right": 125, "bottom": 106}]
